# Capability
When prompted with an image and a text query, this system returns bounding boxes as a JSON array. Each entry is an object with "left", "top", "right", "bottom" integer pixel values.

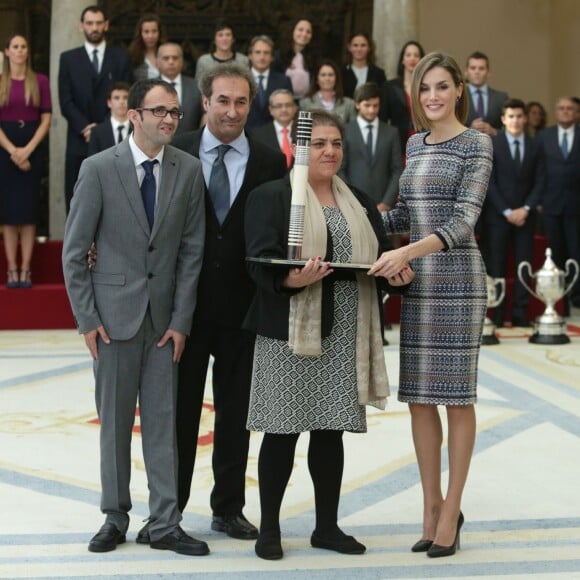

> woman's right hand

[{"left": 283, "top": 257, "right": 333, "bottom": 288}]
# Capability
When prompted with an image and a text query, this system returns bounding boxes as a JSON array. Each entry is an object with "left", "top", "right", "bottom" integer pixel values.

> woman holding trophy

[
  {"left": 244, "top": 110, "right": 413, "bottom": 560},
  {"left": 370, "top": 53, "right": 493, "bottom": 558}
]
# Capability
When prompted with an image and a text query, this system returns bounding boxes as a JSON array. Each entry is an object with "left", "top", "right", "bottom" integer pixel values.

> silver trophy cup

[
  {"left": 482, "top": 276, "right": 506, "bottom": 345},
  {"left": 517, "top": 248, "right": 579, "bottom": 344}
]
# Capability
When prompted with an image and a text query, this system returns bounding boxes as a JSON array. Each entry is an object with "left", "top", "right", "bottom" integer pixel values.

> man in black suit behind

[
  {"left": 58, "top": 5, "right": 133, "bottom": 212},
  {"left": 246, "top": 35, "right": 293, "bottom": 131},
  {"left": 133, "top": 64, "right": 286, "bottom": 543},
  {"left": 484, "top": 99, "right": 544, "bottom": 327},
  {"left": 537, "top": 97, "right": 580, "bottom": 310}
]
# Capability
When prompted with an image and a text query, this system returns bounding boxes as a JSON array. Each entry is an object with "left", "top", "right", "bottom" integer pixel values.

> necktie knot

[
  {"left": 282, "top": 127, "right": 288, "bottom": 135},
  {"left": 215, "top": 144, "right": 231, "bottom": 163},
  {"left": 142, "top": 159, "right": 158, "bottom": 176}
]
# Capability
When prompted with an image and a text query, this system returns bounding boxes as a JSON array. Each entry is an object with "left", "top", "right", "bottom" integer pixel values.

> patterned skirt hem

[{"left": 397, "top": 395, "right": 477, "bottom": 406}]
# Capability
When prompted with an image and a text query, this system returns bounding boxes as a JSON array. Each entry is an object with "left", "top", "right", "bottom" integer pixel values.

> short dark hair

[
  {"left": 290, "top": 109, "right": 344, "bottom": 142},
  {"left": 501, "top": 98, "right": 526, "bottom": 115},
  {"left": 353, "top": 83, "right": 381, "bottom": 104},
  {"left": 198, "top": 63, "right": 257, "bottom": 102},
  {"left": 248, "top": 35, "right": 274, "bottom": 53},
  {"left": 81, "top": 5, "right": 106, "bottom": 22},
  {"left": 467, "top": 51, "right": 489, "bottom": 67},
  {"left": 107, "top": 81, "right": 131, "bottom": 100},
  {"left": 128, "top": 78, "right": 177, "bottom": 110}
]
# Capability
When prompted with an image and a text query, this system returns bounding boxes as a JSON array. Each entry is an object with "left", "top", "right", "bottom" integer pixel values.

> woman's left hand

[
  {"left": 11, "top": 147, "right": 31, "bottom": 166},
  {"left": 387, "top": 266, "right": 415, "bottom": 286},
  {"left": 368, "top": 248, "right": 409, "bottom": 278}
]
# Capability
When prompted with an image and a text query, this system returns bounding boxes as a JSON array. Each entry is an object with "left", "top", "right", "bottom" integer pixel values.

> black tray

[{"left": 246, "top": 256, "right": 373, "bottom": 272}]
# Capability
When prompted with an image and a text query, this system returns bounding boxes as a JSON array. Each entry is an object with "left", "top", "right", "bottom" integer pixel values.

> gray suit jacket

[
  {"left": 175, "top": 75, "right": 203, "bottom": 135},
  {"left": 62, "top": 139, "right": 205, "bottom": 340},
  {"left": 341, "top": 120, "right": 402, "bottom": 207},
  {"left": 299, "top": 94, "right": 357, "bottom": 124}
]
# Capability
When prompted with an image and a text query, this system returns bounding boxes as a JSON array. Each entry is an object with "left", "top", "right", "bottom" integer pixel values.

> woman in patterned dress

[
  {"left": 370, "top": 53, "right": 492, "bottom": 558},
  {"left": 245, "top": 110, "right": 413, "bottom": 560}
]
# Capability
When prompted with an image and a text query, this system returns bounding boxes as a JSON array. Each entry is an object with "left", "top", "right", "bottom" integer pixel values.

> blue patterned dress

[{"left": 384, "top": 129, "right": 492, "bottom": 405}]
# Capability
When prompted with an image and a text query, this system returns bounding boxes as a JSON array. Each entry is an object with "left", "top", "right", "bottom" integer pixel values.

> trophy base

[
  {"left": 529, "top": 315, "right": 570, "bottom": 344},
  {"left": 481, "top": 319, "right": 500, "bottom": 345}
]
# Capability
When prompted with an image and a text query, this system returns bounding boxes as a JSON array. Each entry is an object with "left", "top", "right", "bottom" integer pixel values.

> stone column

[
  {"left": 49, "top": 0, "right": 86, "bottom": 240},
  {"left": 373, "top": 0, "right": 419, "bottom": 79}
]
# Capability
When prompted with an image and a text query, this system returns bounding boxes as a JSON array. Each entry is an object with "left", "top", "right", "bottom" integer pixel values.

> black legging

[{"left": 258, "top": 430, "right": 344, "bottom": 535}]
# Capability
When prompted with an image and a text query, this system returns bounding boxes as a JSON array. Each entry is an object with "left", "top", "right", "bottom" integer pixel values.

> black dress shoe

[
  {"left": 310, "top": 528, "right": 365, "bottom": 554},
  {"left": 150, "top": 526, "right": 209, "bottom": 556},
  {"left": 211, "top": 513, "right": 258, "bottom": 540},
  {"left": 411, "top": 538, "right": 433, "bottom": 552},
  {"left": 136, "top": 520, "right": 150, "bottom": 544},
  {"left": 255, "top": 531, "right": 283, "bottom": 560},
  {"left": 88, "top": 523, "right": 126, "bottom": 553}
]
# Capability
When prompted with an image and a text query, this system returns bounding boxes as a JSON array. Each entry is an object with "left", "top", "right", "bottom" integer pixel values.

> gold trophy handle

[
  {"left": 562, "top": 259, "right": 580, "bottom": 298},
  {"left": 517, "top": 261, "right": 540, "bottom": 301}
]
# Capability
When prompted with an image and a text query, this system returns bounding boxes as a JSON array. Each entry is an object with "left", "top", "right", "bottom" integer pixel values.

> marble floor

[{"left": 1, "top": 316, "right": 580, "bottom": 579}]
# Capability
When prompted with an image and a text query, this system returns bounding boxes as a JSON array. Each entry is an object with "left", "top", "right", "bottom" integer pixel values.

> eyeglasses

[
  {"left": 137, "top": 107, "right": 184, "bottom": 119},
  {"left": 270, "top": 103, "right": 296, "bottom": 110}
]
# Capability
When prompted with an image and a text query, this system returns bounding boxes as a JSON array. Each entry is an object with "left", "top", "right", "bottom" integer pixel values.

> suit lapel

[
  {"left": 152, "top": 149, "right": 178, "bottom": 237},
  {"left": 114, "top": 141, "right": 151, "bottom": 236}
]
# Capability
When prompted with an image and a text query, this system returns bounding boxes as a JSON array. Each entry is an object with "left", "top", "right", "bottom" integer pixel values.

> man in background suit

[
  {"left": 157, "top": 42, "right": 203, "bottom": 135},
  {"left": 465, "top": 51, "right": 508, "bottom": 136},
  {"left": 484, "top": 98, "right": 544, "bottom": 327},
  {"left": 88, "top": 82, "right": 131, "bottom": 156},
  {"left": 341, "top": 83, "right": 401, "bottom": 212},
  {"left": 246, "top": 35, "right": 293, "bottom": 131},
  {"left": 251, "top": 88, "right": 297, "bottom": 169},
  {"left": 58, "top": 5, "right": 133, "bottom": 212},
  {"left": 537, "top": 97, "right": 580, "bottom": 310},
  {"left": 62, "top": 79, "right": 207, "bottom": 556},
  {"left": 134, "top": 64, "right": 287, "bottom": 544}
]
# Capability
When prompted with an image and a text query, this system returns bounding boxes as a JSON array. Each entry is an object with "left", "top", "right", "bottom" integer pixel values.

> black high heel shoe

[
  {"left": 427, "top": 511, "right": 464, "bottom": 558},
  {"left": 411, "top": 538, "right": 433, "bottom": 552}
]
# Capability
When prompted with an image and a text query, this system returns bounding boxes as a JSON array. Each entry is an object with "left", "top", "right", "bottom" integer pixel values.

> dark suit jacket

[
  {"left": 379, "top": 78, "right": 411, "bottom": 153},
  {"left": 171, "top": 129, "right": 287, "bottom": 328},
  {"left": 466, "top": 86, "right": 509, "bottom": 130},
  {"left": 174, "top": 75, "right": 203, "bottom": 135},
  {"left": 537, "top": 124, "right": 580, "bottom": 215},
  {"left": 341, "top": 64, "right": 387, "bottom": 99},
  {"left": 341, "top": 119, "right": 402, "bottom": 207},
  {"left": 58, "top": 45, "right": 133, "bottom": 148},
  {"left": 246, "top": 70, "right": 293, "bottom": 130},
  {"left": 486, "top": 132, "right": 544, "bottom": 221},
  {"left": 87, "top": 118, "right": 131, "bottom": 156},
  {"left": 243, "top": 176, "right": 403, "bottom": 340},
  {"left": 251, "top": 122, "right": 280, "bottom": 152}
]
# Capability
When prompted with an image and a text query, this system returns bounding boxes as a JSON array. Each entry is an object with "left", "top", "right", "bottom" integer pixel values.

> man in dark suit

[
  {"left": 246, "top": 35, "right": 293, "bottom": 131},
  {"left": 62, "top": 79, "right": 207, "bottom": 556},
  {"left": 341, "top": 83, "right": 402, "bottom": 212},
  {"left": 157, "top": 42, "right": 203, "bottom": 135},
  {"left": 135, "top": 64, "right": 287, "bottom": 544},
  {"left": 88, "top": 82, "right": 131, "bottom": 156},
  {"left": 537, "top": 97, "right": 580, "bottom": 309},
  {"left": 465, "top": 51, "right": 508, "bottom": 136},
  {"left": 251, "top": 88, "right": 296, "bottom": 169},
  {"left": 58, "top": 5, "right": 133, "bottom": 212},
  {"left": 484, "top": 99, "right": 545, "bottom": 327}
]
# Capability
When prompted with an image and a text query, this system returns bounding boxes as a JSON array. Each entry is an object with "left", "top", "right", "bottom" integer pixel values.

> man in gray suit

[
  {"left": 62, "top": 79, "right": 207, "bottom": 556},
  {"left": 341, "top": 83, "right": 402, "bottom": 212},
  {"left": 157, "top": 42, "right": 203, "bottom": 134}
]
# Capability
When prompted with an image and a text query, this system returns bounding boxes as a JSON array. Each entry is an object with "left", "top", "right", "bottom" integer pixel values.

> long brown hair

[
  {"left": 308, "top": 59, "right": 345, "bottom": 103},
  {"left": 0, "top": 34, "right": 39, "bottom": 108},
  {"left": 128, "top": 13, "right": 166, "bottom": 68}
]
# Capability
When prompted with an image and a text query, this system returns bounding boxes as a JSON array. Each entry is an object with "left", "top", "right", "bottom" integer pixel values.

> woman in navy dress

[
  {"left": 370, "top": 53, "right": 492, "bottom": 558},
  {"left": 0, "top": 34, "right": 52, "bottom": 288}
]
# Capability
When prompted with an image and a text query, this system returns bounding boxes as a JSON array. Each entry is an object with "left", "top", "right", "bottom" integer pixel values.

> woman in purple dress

[{"left": 0, "top": 34, "right": 52, "bottom": 288}]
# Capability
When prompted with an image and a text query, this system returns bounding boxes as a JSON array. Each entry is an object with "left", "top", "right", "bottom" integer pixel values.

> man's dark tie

[
  {"left": 561, "top": 132, "right": 569, "bottom": 159},
  {"left": 141, "top": 160, "right": 158, "bottom": 231},
  {"left": 92, "top": 48, "right": 99, "bottom": 73},
  {"left": 476, "top": 89, "right": 484, "bottom": 118},
  {"left": 366, "top": 124, "right": 373, "bottom": 161},
  {"left": 208, "top": 144, "right": 231, "bottom": 224},
  {"left": 117, "top": 125, "right": 124, "bottom": 144},
  {"left": 258, "top": 75, "right": 266, "bottom": 107},
  {"left": 513, "top": 139, "right": 521, "bottom": 170}
]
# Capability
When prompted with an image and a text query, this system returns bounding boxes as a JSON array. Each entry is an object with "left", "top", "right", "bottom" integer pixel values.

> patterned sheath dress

[
  {"left": 247, "top": 206, "right": 367, "bottom": 434},
  {"left": 384, "top": 129, "right": 493, "bottom": 405}
]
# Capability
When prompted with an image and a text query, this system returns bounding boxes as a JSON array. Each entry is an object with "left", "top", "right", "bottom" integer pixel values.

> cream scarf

[{"left": 287, "top": 174, "right": 389, "bottom": 409}]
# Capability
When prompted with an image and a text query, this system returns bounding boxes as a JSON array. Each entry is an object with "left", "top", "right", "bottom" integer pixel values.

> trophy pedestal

[
  {"left": 529, "top": 313, "right": 570, "bottom": 344},
  {"left": 481, "top": 318, "right": 500, "bottom": 345}
]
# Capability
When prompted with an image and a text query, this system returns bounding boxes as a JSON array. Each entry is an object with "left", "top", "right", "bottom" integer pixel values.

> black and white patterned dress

[
  {"left": 247, "top": 207, "right": 367, "bottom": 434},
  {"left": 384, "top": 129, "right": 493, "bottom": 405}
]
